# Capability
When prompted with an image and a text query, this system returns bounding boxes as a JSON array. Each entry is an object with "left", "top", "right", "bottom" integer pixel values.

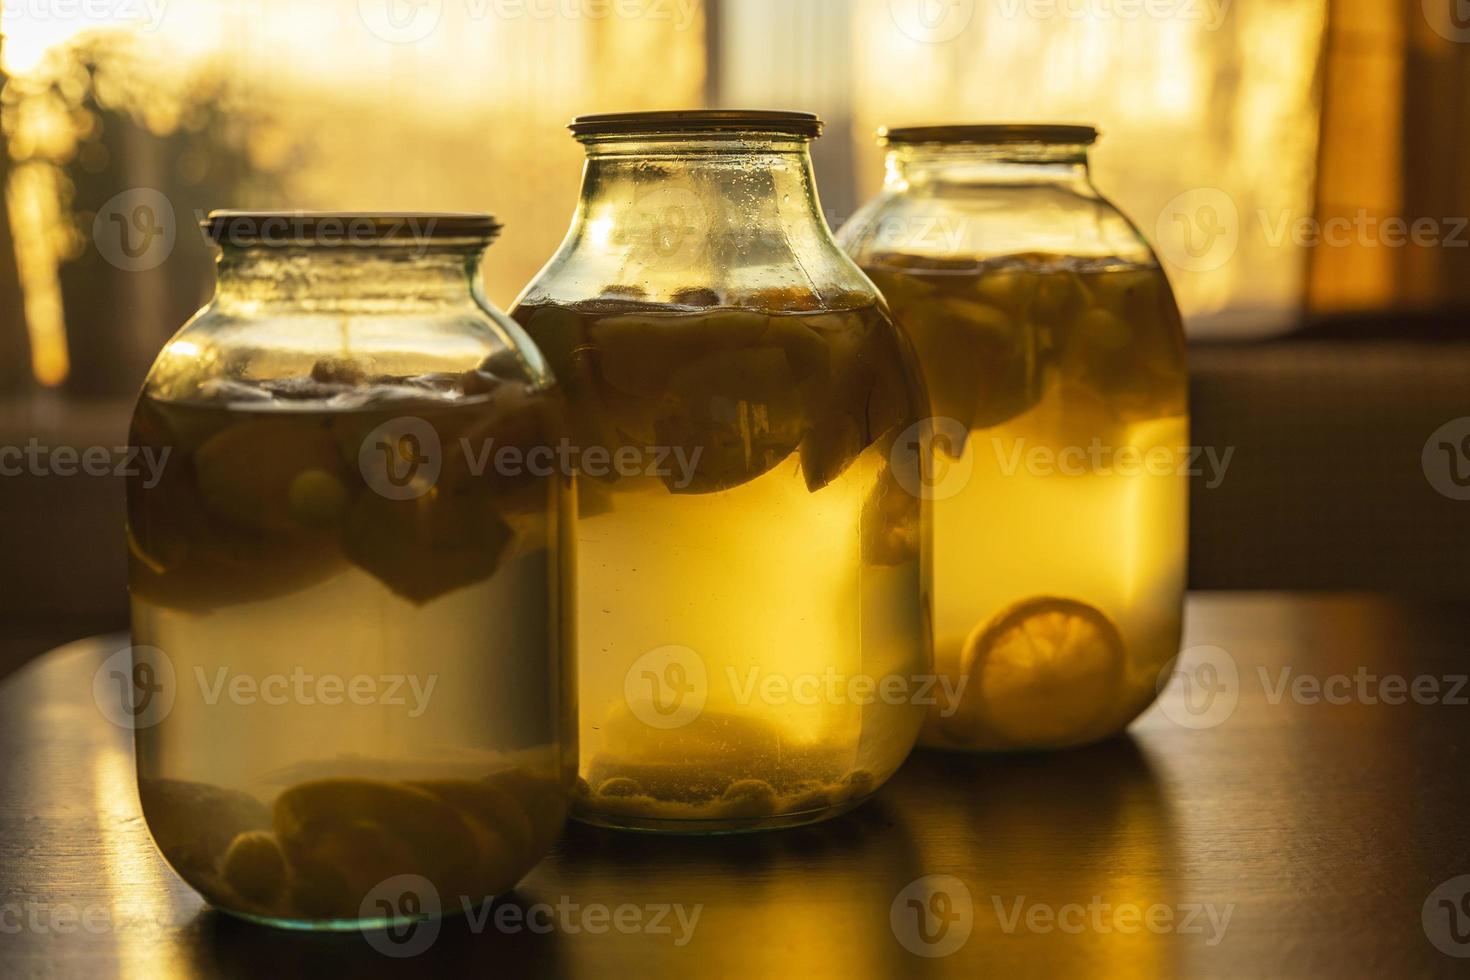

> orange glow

[
  {"left": 850, "top": 0, "right": 1329, "bottom": 335},
  {"left": 6, "top": 162, "right": 69, "bottom": 385},
  {"left": 1, "top": 0, "right": 706, "bottom": 386}
]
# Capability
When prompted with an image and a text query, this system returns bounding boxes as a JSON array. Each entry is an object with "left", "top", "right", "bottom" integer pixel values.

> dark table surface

[{"left": 3, "top": 592, "right": 1469, "bottom": 979}]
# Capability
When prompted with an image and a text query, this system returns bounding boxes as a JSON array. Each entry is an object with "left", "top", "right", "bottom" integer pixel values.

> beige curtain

[{"left": 1310, "top": 0, "right": 1470, "bottom": 314}]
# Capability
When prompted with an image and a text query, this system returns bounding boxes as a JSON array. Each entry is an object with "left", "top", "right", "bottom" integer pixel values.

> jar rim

[
  {"left": 570, "top": 109, "right": 823, "bottom": 140},
  {"left": 202, "top": 211, "right": 501, "bottom": 247},
  {"left": 879, "top": 124, "right": 1099, "bottom": 146}
]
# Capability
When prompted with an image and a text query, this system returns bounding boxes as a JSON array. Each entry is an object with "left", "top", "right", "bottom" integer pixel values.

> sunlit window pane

[
  {"left": 851, "top": 0, "right": 1328, "bottom": 336},
  {"left": 1, "top": 0, "right": 705, "bottom": 391}
]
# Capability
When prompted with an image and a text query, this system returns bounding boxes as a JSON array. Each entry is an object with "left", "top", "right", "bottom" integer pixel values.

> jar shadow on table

[
  {"left": 175, "top": 799, "right": 920, "bottom": 978},
  {"left": 889, "top": 735, "right": 1183, "bottom": 972},
  {"left": 174, "top": 743, "right": 1174, "bottom": 975},
  {"left": 550, "top": 797, "right": 926, "bottom": 976},
  {"left": 181, "top": 887, "right": 573, "bottom": 978}
]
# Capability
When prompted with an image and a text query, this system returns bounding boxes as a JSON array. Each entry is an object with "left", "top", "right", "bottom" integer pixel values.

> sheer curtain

[
  {"left": 1310, "top": 0, "right": 1470, "bottom": 317},
  {"left": 710, "top": 0, "right": 1329, "bottom": 337}
]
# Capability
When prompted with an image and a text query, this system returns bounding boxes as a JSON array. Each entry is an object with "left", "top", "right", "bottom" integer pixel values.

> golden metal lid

[
  {"left": 879, "top": 124, "right": 1099, "bottom": 146},
  {"left": 571, "top": 110, "right": 823, "bottom": 139}
]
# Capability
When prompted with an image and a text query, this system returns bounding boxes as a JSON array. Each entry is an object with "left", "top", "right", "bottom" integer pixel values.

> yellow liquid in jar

[
  {"left": 865, "top": 254, "right": 1187, "bottom": 750},
  {"left": 127, "top": 376, "right": 573, "bottom": 924},
  {"left": 514, "top": 297, "right": 929, "bottom": 831}
]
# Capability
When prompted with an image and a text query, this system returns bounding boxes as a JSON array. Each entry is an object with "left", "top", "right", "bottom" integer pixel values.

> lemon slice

[
  {"left": 966, "top": 596, "right": 1125, "bottom": 747},
  {"left": 273, "top": 778, "right": 482, "bottom": 918}
]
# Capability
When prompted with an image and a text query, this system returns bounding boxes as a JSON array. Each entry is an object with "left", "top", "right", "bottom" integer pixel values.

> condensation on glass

[
  {"left": 126, "top": 212, "right": 574, "bottom": 928},
  {"left": 512, "top": 111, "right": 931, "bottom": 832},
  {"left": 840, "top": 125, "right": 1188, "bottom": 752}
]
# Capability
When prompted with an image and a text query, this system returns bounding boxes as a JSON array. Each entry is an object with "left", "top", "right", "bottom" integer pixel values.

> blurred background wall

[
  {"left": 5, "top": 0, "right": 1470, "bottom": 397},
  {"left": 0, "top": 0, "right": 1468, "bottom": 657}
]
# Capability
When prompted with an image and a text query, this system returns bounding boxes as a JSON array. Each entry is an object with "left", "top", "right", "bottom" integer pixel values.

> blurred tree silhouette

[
  {"left": 1, "top": 8, "right": 33, "bottom": 393},
  {"left": 2, "top": 28, "right": 299, "bottom": 396}
]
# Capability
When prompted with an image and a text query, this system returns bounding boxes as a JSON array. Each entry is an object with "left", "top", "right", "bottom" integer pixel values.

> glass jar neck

[
  {"left": 517, "top": 131, "right": 876, "bottom": 309},
  {"left": 579, "top": 131, "right": 820, "bottom": 172},
  {"left": 884, "top": 143, "right": 1092, "bottom": 191},
  {"left": 574, "top": 133, "right": 831, "bottom": 244},
  {"left": 212, "top": 244, "right": 486, "bottom": 313}
]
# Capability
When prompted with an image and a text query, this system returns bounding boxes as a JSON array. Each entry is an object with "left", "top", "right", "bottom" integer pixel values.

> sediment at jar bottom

[
  {"left": 573, "top": 708, "right": 886, "bottom": 828},
  {"left": 127, "top": 365, "right": 565, "bottom": 611},
  {"left": 139, "top": 769, "right": 568, "bottom": 923}
]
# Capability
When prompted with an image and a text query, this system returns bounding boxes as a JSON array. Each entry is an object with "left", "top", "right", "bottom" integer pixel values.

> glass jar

[
  {"left": 511, "top": 111, "right": 930, "bottom": 832},
  {"left": 126, "top": 212, "right": 574, "bottom": 928},
  {"left": 839, "top": 126, "right": 1188, "bottom": 752}
]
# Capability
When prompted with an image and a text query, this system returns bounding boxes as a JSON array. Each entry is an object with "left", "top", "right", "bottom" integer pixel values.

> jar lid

[
  {"left": 202, "top": 211, "right": 502, "bottom": 246},
  {"left": 570, "top": 110, "right": 823, "bottom": 139},
  {"left": 879, "top": 124, "right": 1099, "bottom": 146}
]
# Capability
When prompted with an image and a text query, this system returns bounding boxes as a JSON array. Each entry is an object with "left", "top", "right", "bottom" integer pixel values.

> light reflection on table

[{"left": 2, "top": 594, "right": 1467, "bottom": 978}]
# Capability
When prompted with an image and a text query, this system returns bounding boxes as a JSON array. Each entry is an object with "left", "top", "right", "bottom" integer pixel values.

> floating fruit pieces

[
  {"left": 273, "top": 778, "right": 484, "bottom": 917},
  {"left": 579, "top": 707, "right": 877, "bottom": 824},
  {"left": 409, "top": 768, "right": 567, "bottom": 875},
  {"left": 864, "top": 252, "right": 1186, "bottom": 448},
  {"left": 220, "top": 830, "right": 287, "bottom": 904},
  {"left": 138, "top": 778, "right": 273, "bottom": 876},
  {"left": 939, "top": 596, "right": 1125, "bottom": 749},
  {"left": 862, "top": 456, "right": 922, "bottom": 567},
  {"left": 864, "top": 255, "right": 1039, "bottom": 447},
  {"left": 126, "top": 366, "right": 563, "bottom": 610},
  {"left": 341, "top": 492, "right": 514, "bottom": 606},
  {"left": 127, "top": 395, "right": 347, "bottom": 610},
  {"left": 1055, "top": 268, "right": 1187, "bottom": 422},
  {"left": 505, "top": 305, "right": 618, "bottom": 459},
  {"left": 141, "top": 770, "right": 567, "bottom": 923},
  {"left": 513, "top": 296, "right": 916, "bottom": 495},
  {"left": 655, "top": 345, "right": 807, "bottom": 493},
  {"left": 194, "top": 421, "right": 344, "bottom": 532}
]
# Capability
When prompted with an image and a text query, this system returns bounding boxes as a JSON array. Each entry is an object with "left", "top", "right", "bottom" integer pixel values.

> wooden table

[{"left": 3, "top": 593, "right": 1468, "bottom": 978}]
